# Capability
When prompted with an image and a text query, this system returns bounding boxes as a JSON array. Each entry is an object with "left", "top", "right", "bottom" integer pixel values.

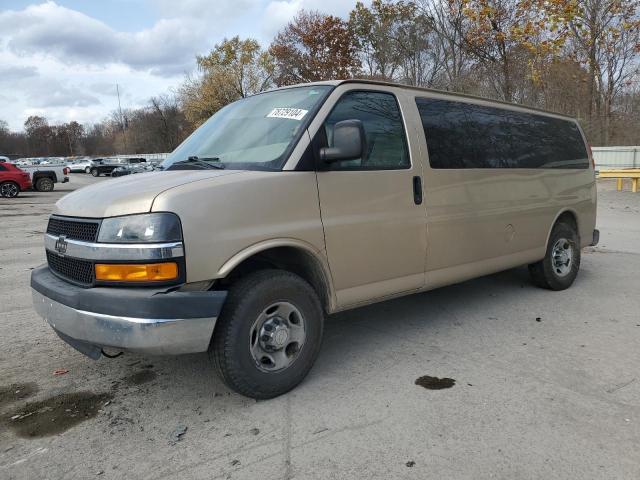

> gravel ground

[{"left": 0, "top": 175, "right": 639, "bottom": 480}]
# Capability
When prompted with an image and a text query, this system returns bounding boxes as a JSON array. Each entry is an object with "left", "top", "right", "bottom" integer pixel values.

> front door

[{"left": 315, "top": 89, "right": 427, "bottom": 308}]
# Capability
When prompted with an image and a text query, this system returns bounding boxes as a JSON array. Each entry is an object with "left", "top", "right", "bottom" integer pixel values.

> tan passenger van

[{"left": 32, "top": 80, "right": 598, "bottom": 398}]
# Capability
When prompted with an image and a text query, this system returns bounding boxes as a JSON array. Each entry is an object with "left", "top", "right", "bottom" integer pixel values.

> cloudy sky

[{"left": 0, "top": 0, "right": 367, "bottom": 131}]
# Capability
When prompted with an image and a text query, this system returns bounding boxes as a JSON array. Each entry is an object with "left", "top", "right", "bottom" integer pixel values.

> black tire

[
  {"left": 210, "top": 269, "right": 324, "bottom": 399},
  {"left": 529, "top": 221, "right": 581, "bottom": 290},
  {"left": 91, "top": 168, "right": 99, "bottom": 177},
  {"left": 85, "top": 166, "right": 91, "bottom": 174},
  {"left": 35, "top": 177, "right": 54, "bottom": 192},
  {"left": 0, "top": 181, "right": 20, "bottom": 198}
]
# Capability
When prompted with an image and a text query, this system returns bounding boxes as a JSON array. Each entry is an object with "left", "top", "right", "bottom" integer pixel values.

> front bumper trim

[{"left": 33, "top": 289, "right": 217, "bottom": 355}]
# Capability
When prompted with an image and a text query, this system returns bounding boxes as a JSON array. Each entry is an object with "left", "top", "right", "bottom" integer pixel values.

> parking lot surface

[{"left": 1, "top": 175, "right": 639, "bottom": 479}]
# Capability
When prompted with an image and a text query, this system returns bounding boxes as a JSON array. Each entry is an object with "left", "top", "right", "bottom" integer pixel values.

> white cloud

[
  {"left": 25, "top": 79, "right": 101, "bottom": 108},
  {"left": 0, "top": 65, "right": 39, "bottom": 81},
  {"left": 0, "top": 2, "right": 204, "bottom": 74}
]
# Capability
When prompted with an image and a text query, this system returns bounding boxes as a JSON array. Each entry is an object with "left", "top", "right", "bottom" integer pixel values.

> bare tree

[
  {"left": 567, "top": 0, "right": 640, "bottom": 143},
  {"left": 419, "top": 0, "right": 474, "bottom": 90}
]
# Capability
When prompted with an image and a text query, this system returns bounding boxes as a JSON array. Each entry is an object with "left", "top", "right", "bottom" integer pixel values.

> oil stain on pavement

[
  {"left": 3, "top": 391, "right": 113, "bottom": 438},
  {"left": 415, "top": 376, "right": 456, "bottom": 390}
]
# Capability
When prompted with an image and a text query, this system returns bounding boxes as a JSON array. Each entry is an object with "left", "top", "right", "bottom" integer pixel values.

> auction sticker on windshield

[{"left": 266, "top": 108, "right": 308, "bottom": 121}]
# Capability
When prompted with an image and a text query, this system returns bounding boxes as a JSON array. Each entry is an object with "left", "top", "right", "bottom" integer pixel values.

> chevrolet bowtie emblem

[{"left": 54, "top": 235, "right": 68, "bottom": 255}]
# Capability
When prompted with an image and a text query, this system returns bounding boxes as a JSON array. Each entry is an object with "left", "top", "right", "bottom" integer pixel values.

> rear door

[{"left": 314, "top": 86, "right": 427, "bottom": 307}]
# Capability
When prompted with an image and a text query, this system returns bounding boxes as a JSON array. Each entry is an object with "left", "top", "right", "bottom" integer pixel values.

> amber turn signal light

[{"left": 95, "top": 262, "right": 178, "bottom": 282}]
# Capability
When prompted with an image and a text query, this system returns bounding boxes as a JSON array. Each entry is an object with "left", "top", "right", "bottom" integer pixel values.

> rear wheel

[
  {"left": 91, "top": 168, "right": 99, "bottom": 177},
  {"left": 0, "top": 181, "right": 20, "bottom": 198},
  {"left": 529, "top": 221, "right": 580, "bottom": 290},
  {"left": 210, "top": 269, "right": 324, "bottom": 399},
  {"left": 85, "top": 166, "right": 91, "bottom": 174},
  {"left": 35, "top": 177, "right": 54, "bottom": 192}
]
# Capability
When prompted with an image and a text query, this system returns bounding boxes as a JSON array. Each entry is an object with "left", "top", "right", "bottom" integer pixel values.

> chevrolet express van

[{"left": 31, "top": 80, "right": 598, "bottom": 399}]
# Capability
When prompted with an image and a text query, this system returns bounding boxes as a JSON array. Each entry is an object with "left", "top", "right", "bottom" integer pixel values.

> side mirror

[{"left": 320, "top": 119, "right": 365, "bottom": 163}]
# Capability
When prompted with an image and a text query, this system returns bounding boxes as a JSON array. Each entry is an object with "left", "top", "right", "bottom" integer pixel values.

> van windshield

[{"left": 162, "top": 85, "right": 332, "bottom": 171}]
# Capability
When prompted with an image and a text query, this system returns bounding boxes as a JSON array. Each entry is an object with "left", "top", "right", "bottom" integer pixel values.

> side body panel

[{"left": 405, "top": 91, "right": 597, "bottom": 290}]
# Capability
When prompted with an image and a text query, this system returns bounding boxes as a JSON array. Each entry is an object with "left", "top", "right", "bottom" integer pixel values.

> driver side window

[{"left": 323, "top": 91, "right": 410, "bottom": 170}]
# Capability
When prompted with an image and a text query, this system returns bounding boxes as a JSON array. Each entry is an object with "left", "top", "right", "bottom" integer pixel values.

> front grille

[
  {"left": 47, "top": 217, "right": 100, "bottom": 242},
  {"left": 47, "top": 251, "right": 94, "bottom": 285}
]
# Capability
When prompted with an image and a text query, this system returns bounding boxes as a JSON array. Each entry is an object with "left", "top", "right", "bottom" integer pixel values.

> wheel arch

[
  {"left": 33, "top": 171, "right": 57, "bottom": 183},
  {"left": 217, "top": 239, "right": 336, "bottom": 312},
  {"left": 544, "top": 208, "right": 580, "bottom": 250}
]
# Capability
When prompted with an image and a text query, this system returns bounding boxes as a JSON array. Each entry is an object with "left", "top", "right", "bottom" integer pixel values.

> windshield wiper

[{"left": 167, "top": 156, "right": 225, "bottom": 170}]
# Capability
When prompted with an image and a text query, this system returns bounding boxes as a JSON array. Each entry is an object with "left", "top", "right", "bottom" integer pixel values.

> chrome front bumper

[{"left": 31, "top": 265, "right": 227, "bottom": 358}]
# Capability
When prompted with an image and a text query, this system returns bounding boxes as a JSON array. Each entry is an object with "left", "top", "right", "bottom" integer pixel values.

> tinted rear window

[{"left": 416, "top": 98, "right": 588, "bottom": 169}]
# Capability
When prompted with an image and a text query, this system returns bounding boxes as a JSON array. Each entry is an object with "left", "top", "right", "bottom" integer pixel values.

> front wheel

[
  {"left": 529, "top": 221, "right": 581, "bottom": 290},
  {"left": 210, "top": 269, "right": 324, "bottom": 399},
  {"left": 90, "top": 168, "right": 99, "bottom": 177},
  {"left": 0, "top": 181, "right": 20, "bottom": 198},
  {"left": 85, "top": 166, "right": 91, "bottom": 174}
]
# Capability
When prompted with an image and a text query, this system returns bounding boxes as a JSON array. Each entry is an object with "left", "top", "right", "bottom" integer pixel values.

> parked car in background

[
  {"left": 0, "top": 156, "right": 10, "bottom": 163},
  {"left": 20, "top": 163, "right": 69, "bottom": 191},
  {"left": 90, "top": 157, "right": 146, "bottom": 177},
  {"left": 68, "top": 158, "right": 95, "bottom": 173},
  {"left": 0, "top": 162, "right": 32, "bottom": 197},
  {"left": 37, "top": 157, "right": 66, "bottom": 166},
  {"left": 110, "top": 162, "right": 156, "bottom": 177}
]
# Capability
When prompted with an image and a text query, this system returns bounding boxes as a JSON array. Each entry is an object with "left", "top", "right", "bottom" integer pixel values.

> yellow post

[
  {"left": 617, "top": 178, "right": 623, "bottom": 191},
  {"left": 633, "top": 178, "right": 638, "bottom": 193}
]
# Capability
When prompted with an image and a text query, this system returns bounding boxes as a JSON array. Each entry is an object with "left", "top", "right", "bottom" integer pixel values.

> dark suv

[{"left": 90, "top": 158, "right": 146, "bottom": 177}]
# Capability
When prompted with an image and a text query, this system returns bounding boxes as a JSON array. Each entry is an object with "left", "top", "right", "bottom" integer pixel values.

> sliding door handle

[{"left": 413, "top": 176, "right": 423, "bottom": 205}]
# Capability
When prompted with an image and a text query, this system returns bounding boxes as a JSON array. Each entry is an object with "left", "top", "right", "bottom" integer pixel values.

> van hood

[{"left": 54, "top": 170, "right": 244, "bottom": 218}]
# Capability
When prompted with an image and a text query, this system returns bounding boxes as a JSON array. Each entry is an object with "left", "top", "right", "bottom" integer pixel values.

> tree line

[
  {"left": 0, "top": 94, "right": 189, "bottom": 158},
  {"left": 1, "top": 0, "right": 639, "bottom": 158}
]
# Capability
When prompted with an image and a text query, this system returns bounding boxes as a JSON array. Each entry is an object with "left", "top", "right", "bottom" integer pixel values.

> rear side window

[
  {"left": 0, "top": 164, "right": 6, "bottom": 171},
  {"left": 416, "top": 98, "right": 588, "bottom": 169},
  {"left": 323, "top": 91, "right": 409, "bottom": 170}
]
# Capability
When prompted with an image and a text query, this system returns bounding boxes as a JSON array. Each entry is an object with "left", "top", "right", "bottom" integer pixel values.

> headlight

[{"left": 98, "top": 213, "right": 182, "bottom": 243}]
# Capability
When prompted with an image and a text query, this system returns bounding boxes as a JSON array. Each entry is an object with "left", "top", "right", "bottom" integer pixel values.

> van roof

[{"left": 282, "top": 79, "right": 576, "bottom": 121}]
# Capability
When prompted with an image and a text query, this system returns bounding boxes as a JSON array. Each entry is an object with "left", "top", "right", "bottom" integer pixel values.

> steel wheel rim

[
  {"left": 249, "top": 301, "right": 306, "bottom": 373},
  {"left": 552, "top": 238, "right": 573, "bottom": 277},
  {"left": 1, "top": 183, "right": 18, "bottom": 197}
]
